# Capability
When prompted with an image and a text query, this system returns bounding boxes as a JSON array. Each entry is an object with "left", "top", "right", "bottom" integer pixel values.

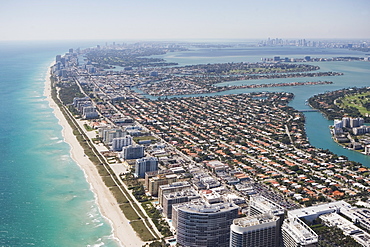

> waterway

[{"left": 151, "top": 46, "right": 370, "bottom": 166}]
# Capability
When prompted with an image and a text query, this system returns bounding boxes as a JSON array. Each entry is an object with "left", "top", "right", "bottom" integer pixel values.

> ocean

[
  {"left": 0, "top": 40, "right": 369, "bottom": 246},
  {"left": 0, "top": 41, "right": 119, "bottom": 247}
]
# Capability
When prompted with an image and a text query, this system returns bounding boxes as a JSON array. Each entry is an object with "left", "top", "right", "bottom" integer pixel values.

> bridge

[{"left": 297, "top": 109, "right": 319, "bottom": 112}]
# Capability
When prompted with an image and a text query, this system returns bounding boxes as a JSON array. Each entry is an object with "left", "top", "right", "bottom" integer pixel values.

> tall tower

[
  {"left": 134, "top": 157, "right": 158, "bottom": 178},
  {"left": 248, "top": 195, "right": 286, "bottom": 246},
  {"left": 230, "top": 212, "right": 280, "bottom": 247},
  {"left": 56, "top": 55, "right": 61, "bottom": 63},
  {"left": 172, "top": 201, "right": 239, "bottom": 247},
  {"left": 281, "top": 217, "right": 318, "bottom": 247}
]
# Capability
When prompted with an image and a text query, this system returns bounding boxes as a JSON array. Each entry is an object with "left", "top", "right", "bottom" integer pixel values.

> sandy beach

[{"left": 44, "top": 63, "right": 145, "bottom": 247}]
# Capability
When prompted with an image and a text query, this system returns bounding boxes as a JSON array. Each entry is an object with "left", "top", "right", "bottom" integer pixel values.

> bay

[{"left": 153, "top": 45, "right": 370, "bottom": 166}]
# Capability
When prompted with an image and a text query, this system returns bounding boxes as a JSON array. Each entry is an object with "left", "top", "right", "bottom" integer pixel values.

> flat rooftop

[
  {"left": 250, "top": 195, "right": 285, "bottom": 215},
  {"left": 288, "top": 201, "right": 352, "bottom": 219},
  {"left": 233, "top": 213, "right": 278, "bottom": 228},
  {"left": 282, "top": 217, "right": 318, "bottom": 245}
]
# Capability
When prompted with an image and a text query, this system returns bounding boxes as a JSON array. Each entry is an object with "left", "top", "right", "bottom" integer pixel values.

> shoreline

[{"left": 43, "top": 62, "right": 144, "bottom": 247}]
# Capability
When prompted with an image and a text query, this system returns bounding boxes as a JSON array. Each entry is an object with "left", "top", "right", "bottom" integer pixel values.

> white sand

[{"left": 44, "top": 63, "right": 144, "bottom": 247}]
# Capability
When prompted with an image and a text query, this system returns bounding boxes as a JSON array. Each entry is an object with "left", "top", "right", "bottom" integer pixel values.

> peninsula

[
  {"left": 49, "top": 43, "right": 370, "bottom": 247},
  {"left": 308, "top": 87, "right": 370, "bottom": 155}
]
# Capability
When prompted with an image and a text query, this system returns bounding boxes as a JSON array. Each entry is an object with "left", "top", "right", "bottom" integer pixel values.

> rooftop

[
  {"left": 233, "top": 213, "right": 279, "bottom": 228},
  {"left": 175, "top": 200, "right": 238, "bottom": 214},
  {"left": 282, "top": 217, "right": 318, "bottom": 245},
  {"left": 288, "top": 201, "right": 352, "bottom": 219},
  {"left": 249, "top": 195, "right": 285, "bottom": 216}
]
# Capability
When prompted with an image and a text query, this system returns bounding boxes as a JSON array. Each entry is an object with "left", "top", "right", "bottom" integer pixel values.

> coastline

[{"left": 43, "top": 62, "right": 144, "bottom": 247}]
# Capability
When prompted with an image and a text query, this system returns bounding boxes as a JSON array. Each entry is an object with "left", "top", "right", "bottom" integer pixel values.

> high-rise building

[
  {"left": 248, "top": 196, "right": 285, "bottom": 218},
  {"left": 248, "top": 195, "right": 286, "bottom": 246},
  {"left": 358, "top": 117, "right": 364, "bottom": 127},
  {"left": 134, "top": 157, "right": 158, "bottom": 178},
  {"left": 342, "top": 117, "right": 350, "bottom": 128},
  {"left": 121, "top": 145, "right": 144, "bottom": 160},
  {"left": 333, "top": 119, "right": 343, "bottom": 129},
  {"left": 230, "top": 212, "right": 280, "bottom": 247},
  {"left": 172, "top": 200, "right": 239, "bottom": 247},
  {"left": 111, "top": 135, "right": 132, "bottom": 151},
  {"left": 281, "top": 217, "right": 318, "bottom": 247},
  {"left": 82, "top": 106, "right": 98, "bottom": 119},
  {"left": 144, "top": 169, "right": 172, "bottom": 189},
  {"left": 365, "top": 145, "right": 370, "bottom": 155},
  {"left": 158, "top": 181, "right": 191, "bottom": 205},
  {"left": 73, "top": 97, "right": 90, "bottom": 108},
  {"left": 352, "top": 125, "right": 370, "bottom": 136},
  {"left": 162, "top": 188, "right": 200, "bottom": 219},
  {"left": 56, "top": 55, "right": 61, "bottom": 63},
  {"left": 101, "top": 128, "right": 124, "bottom": 144},
  {"left": 148, "top": 173, "right": 178, "bottom": 196},
  {"left": 350, "top": 118, "right": 360, "bottom": 128}
]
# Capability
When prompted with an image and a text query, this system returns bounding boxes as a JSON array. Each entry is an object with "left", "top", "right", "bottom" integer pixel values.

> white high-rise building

[
  {"left": 247, "top": 196, "right": 286, "bottom": 246},
  {"left": 230, "top": 213, "right": 280, "bottom": 247},
  {"left": 333, "top": 119, "right": 343, "bottom": 129},
  {"left": 82, "top": 106, "right": 98, "bottom": 119},
  {"left": 342, "top": 117, "right": 350, "bottom": 128},
  {"left": 350, "top": 118, "right": 360, "bottom": 128},
  {"left": 134, "top": 157, "right": 158, "bottom": 178},
  {"left": 101, "top": 128, "right": 124, "bottom": 144},
  {"left": 111, "top": 135, "right": 132, "bottom": 151},
  {"left": 158, "top": 181, "right": 191, "bottom": 205},
  {"left": 121, "top": 145, "right": 144, "bottom": 160},
  {"left": 365, "top": 145, "right": 370, "bottom": 155},
  {"left": 281, "top": 217, "right": 318, "bottom": 247}
]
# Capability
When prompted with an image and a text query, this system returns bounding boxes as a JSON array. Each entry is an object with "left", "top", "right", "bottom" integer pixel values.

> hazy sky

[{"left": 1, "top": 0, "right": 370, "bottom": 41}]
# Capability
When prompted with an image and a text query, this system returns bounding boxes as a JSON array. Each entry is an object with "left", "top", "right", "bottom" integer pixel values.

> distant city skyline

[{"left": 1, "top": 0, "right": 370, "bottom": 41}]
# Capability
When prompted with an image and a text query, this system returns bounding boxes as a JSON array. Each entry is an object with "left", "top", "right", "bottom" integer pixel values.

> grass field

[
  {"left": 337, "top": 92, "right": 370, "bottom": 116},
  {"left": 130, "top": 220, "right": 157, "bottom": 241}
]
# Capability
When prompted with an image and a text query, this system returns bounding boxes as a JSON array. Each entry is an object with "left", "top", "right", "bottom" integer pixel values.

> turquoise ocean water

[
  {"left": 0, "top": 41, "right": 119, "bottom": 247},
  {"left": 0, "top": 41, "right": 369, "bottom": 246}
]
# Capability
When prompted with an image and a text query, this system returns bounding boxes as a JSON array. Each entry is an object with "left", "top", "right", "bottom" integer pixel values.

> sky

[{"left": 1, "top": 0, "right": 370, "bottom": 41}]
